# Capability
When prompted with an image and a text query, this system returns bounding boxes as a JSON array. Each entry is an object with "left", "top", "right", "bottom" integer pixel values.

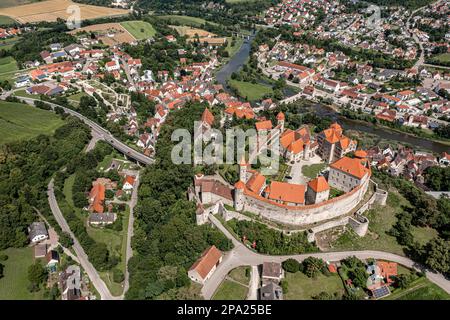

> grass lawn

[
  {"left": 284, "top": 272, "right": 345, "bottom": 300},
  {"left": 0, "top": 101, "right": 64, "bottom": 144},
  {"left": 228, "top": 79, "right": 273, "bottom": 101},
  {"left": 157, "top": 15, "right": 218, "bottom": 27},
  {"left": 430, "top": 53, "right": 450, "bottom": 63},
  {"left": 226, "top": 37, "right": 244, "bottom": 57},
  {"left": 411, "top": 226, "right": 438, "bottom": 246},
  {"left": 301, "top": 163, "right": 326, "bottom": 179},
  {"left": 67, "top": 92, "right": 89, "bottom": 103},
  {"left": 386, "top": 277, "right": 450, "bottom": 300},
  {"left": 0, "top": 247, "right": 45, "bottom": 300},
  {"left": 212, "top": 280, "right": 248, "bottom": 300},
  {"left": 228, "top": 266, "right": 250, "bottom": 286},
  {"left": 327, "top": 191, "right": 408, "bottom": 256},
  {"left": 120, "top": 20, "right": 156, "bottom": 40}
]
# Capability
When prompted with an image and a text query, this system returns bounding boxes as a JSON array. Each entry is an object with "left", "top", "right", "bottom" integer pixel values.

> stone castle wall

[{"left": 242, "top": 177, "right": 370, "bottom": 226}]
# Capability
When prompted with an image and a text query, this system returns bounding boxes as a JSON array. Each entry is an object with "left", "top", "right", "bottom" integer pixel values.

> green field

[
  {"left": 226, "top": 37, "right": 244, "bottom": 57},
  {"left": 431, "top": 53, "right": 450, "bottom": 63},
  {"left": 0, "top": 56, "right": 17, "bottom": 73},
  {"left": 0, "top": 247, "right": 45, "bottom": 300},
  {"left": 120, "top": 20, "right": 156, "bottom": 40},
  {"left": 411, "top": 226, "right": 438, "bottom": 246},
  {"left": 284, "top": 272, "right": 345, "bottom": 300},
  {"left": 386, "top": 277, "right": 450, "bottom": 300},
  {"left": 67, "top": 92, "right": 89, "bottom": 104},
  {"left": 228, "top": 80, "right": 273, "bottom": 101},
  {"left": 301, "top": 163, "right": 327, "bottom": 179},
  {"left": 0, "top": 101, "right": 64, "bottom": 144},
  {"left": 0, "top": 15, "right": 16, "bottom": 25},
  {"left": 212, "top": 280, "right": 248, "bottom": 300},
  {"left": 0, "top": 0, "right": 37, "bottom": 9},
  {"left": 157, "top": 15, "right": 218, "bottom": 27}
]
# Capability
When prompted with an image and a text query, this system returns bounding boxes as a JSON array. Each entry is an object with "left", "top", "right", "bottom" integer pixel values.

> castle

[{"left": 191, "top": 114, "right": 387, "bottom": 230}]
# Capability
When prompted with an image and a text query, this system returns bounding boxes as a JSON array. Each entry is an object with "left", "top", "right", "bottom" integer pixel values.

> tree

[
  {"left": 348, "top": 268, "right": 368, "bottom": 289},
  {"left": 424, "top": 238, "right": 450, "bottom": 274},
  {"left": 280, "top": 279, "right": 289, "bottom": 294},
  {"left": 113, "top": 268, "right": 125, "bottom": 283},
  {"left": 312, "top": 291, "right": 336, "bottom": 300},
  {"left": 59, "top": 232, "right": 73, "bottom": 248},
  {"left": 27, "top": 262, "right": 47, "bottom": 287},
  {"left": 282, "top": 258, "right": 300, "bottom": 273},
  {"left": 0, "top": 262, "right": 4, "bottom": 279},
  {"left": 302, "top": 257, "right": 325, "bottom": 278}
]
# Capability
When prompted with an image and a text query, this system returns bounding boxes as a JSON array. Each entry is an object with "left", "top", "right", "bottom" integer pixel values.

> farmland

[
  {"left": 0, "top": 0, "right": 128, "bottom": 24},
  {"left": 0, "top": 56, "right": 19, "bottom": 82},
  {"left": 0, "top": 101, "right": 64, "bottom": 144},
  {"left": 69, "top": 23, "right": 135, "bottom": 47},
  {"left": 120, "top": 21, "right": 156, "bottom": 40},
  {"left": 0, "top": 15, "right": 17, "bottom": 25}
]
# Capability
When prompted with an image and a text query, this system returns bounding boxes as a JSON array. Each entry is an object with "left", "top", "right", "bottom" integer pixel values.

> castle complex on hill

[{"left": 191, "top": 109, "right": 387, "bottom": 233}]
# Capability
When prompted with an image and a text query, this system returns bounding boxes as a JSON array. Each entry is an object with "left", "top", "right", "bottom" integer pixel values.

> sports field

[
  {"left": 0, "top": 0, "right": 128, "bottom": 24},
  {"left": 120, "top": 20, "right": 156, "bottom": 40},
  {"left": 0, "top": 101, "right": 64, "bottom": 144}
]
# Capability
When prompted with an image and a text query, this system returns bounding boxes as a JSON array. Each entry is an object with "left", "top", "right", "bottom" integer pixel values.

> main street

[{"left": 202, "top": 215, "right": 450, "bottom": 300}]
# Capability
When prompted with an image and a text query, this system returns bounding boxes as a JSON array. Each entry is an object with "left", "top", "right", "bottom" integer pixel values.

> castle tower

[
  {"left": 234, "top": 181, "right": 245, "bottom": 211},
  {"left": 276, "top": 112, "right": 285, "bottom": 132},
  {"left": 303, "top": 142, "right": 311, "bottom": 160},
  {"left": 195, "top": 203, "right": 208, "bottom": 225},
  {"left": 239, "top": 155, "right": 249, "bottom": 183}
]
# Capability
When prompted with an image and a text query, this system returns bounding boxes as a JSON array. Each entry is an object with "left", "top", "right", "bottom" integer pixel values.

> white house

[{"left": 28, "top": 222, "right": 49, "bottom": 244}]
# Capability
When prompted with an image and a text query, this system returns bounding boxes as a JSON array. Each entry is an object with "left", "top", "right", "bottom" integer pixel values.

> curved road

[
  {"left": 2, "top": 95, "right": 154, "bottom": 165},
  {"left": 203, "top": 215, "right": 450, "bottom": 300}
]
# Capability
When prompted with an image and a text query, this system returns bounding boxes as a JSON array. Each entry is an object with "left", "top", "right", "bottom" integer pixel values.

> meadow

[
  {"left": 0, "top": 101, "right": 64, "bottom": 144},
  {"left": 120, "top": 20, "right": 156, "bottom": 40}
]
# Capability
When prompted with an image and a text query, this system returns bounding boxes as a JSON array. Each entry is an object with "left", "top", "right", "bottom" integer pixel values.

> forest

[
  {"left": 126, "top": 101, "right": 233, "bottom": 300},
  {"left": 0, "top": 116, "right": 90, "bottom": 250}
]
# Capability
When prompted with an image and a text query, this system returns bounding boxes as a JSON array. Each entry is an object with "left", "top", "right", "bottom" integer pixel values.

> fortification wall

[{"left": 242, "top": 178, "right": 370, "bottom": 226}]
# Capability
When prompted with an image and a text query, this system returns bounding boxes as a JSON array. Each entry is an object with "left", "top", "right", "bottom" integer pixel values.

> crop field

[
  {"left": 0, "top": 0, "right": 128, "bottom": 24},
  {"left": 70, "top": 22, "right": 135, "bottom": 47},
  {"left": 120, "top": 20, "right": 156, "bottom": 40},
  {"left": 171, "top": 25, "right": 216, "bottom": 38},
  {"left": 0, "top": 101, "right": 64, "bottom": 144}
]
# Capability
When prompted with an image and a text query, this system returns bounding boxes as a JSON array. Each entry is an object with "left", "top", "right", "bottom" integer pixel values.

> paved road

[
  {"left": 246, "top": 266, "right": 259, "bottom": 300},
  {"left": 1, "top": 94, "right": 154, "bottom": 165},
  {"left": 47, "top": 178, "right": 120, "bottom": 300},
  {"left": 201, "top": 214, "right": 450, "bottom": 299},
  {"left": 123, "top": 172, "right": 140, "bottom": 295}
]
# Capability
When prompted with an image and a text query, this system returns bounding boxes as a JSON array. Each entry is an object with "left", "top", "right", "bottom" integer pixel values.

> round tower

[
  {"left": 239, "top": 155, "right": 249, "bottom": 183},
  {"left": 234, "top": 181, "right": 245, "bottom": 211}
]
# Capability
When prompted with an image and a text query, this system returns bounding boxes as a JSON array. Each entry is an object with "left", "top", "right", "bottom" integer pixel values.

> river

[{"left": 214, "top": 33, "right": 450, "bottom": 155}]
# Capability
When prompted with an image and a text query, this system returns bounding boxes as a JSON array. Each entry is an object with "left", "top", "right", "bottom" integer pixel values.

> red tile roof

[{"left": 189, "top": 246, "right": 222, "bottom": 280}]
